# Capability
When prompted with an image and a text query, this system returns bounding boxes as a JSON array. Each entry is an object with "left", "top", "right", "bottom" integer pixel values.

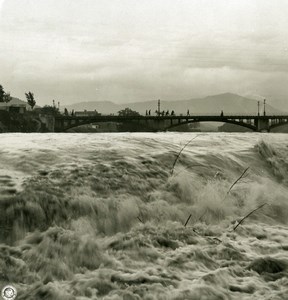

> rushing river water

[{"left": 0, "top": 132, "right": 288, "bottom": 300}]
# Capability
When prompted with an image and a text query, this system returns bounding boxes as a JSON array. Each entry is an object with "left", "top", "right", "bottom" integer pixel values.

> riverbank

[{"left": 0, "top": 111, "right": 47, "bottom": 133}]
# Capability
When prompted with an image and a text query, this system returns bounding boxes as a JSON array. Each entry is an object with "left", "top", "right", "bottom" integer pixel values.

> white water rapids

[{"left": 0, "top": 132, "right": 288, "bottom": 299}]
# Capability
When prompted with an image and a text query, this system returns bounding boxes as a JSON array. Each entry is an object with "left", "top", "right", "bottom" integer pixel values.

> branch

[
  {"left": 171, "top": 135, "right": 199, "bottom": 175},
  {"left": 198, "top": 208, "right": 208, "bottom": 222},
  {"left": 137, "top": 216, "right": 144, "bottom": 223},
  {"left": 227, "top": 167, "right": 250, "bottom": 194},
  {"left": 184, "top": 214, "right": 192, "bottom": 227},
  {"left": 233, "top": 203, "right": 268, "bottom": 231}
]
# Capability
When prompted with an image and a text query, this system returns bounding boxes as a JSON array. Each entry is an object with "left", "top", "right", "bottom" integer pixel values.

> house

[
  {"left": 0, "top": 98, "right": 30, "bottom": 114},
  {"left": 74, "top": 110, "right": 101, "bottom": 117},
  {"left": 0, "top": 102, "right": 27, "bottom": 114}
]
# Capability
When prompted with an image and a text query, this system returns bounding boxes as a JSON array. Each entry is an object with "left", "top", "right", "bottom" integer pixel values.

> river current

[{"left": 0, "top": 132, "right": 288, "bottom": 299}]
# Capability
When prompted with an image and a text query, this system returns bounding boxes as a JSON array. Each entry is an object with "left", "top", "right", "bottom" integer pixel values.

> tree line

[{"left": 1, "top": 84, "right": 142, "bottom": 116}]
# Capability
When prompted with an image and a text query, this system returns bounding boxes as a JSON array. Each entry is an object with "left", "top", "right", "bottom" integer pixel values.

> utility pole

[
  {"left": 257, "top": 101, "right": 260, "bottom": 116},
  {"left": 158, "top": 99, "right": 160, "bottom": 116},
  {"left": 263, "top": 99, "right": 266, "bottom": 116}
]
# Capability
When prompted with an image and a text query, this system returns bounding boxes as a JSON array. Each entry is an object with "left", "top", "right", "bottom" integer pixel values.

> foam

[{"left": 0, "top": 132, "right": 288, "bottom": 299}]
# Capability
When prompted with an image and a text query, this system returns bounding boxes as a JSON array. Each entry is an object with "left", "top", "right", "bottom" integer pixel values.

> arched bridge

[{"left": 49, "top": 114, "right": 288, "bottom": 132}]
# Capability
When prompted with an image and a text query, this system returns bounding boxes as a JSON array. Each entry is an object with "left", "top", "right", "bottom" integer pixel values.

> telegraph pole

[
  {"left": 257, "top": 101, "right": 260, "bottom": 116},
  {"left": 157, "top": 99, "right": 160, "bottom": 116},
  {"left": 263, "top": 99, "right": 266, "bottom": 116}
]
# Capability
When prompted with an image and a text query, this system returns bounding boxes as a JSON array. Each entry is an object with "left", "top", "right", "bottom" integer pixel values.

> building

[
  {"left": 74, "top": 110, "right": 101, "bottom": 117},
  {"left": 0, "top": 102, "right": 27, "bottom": 114}
]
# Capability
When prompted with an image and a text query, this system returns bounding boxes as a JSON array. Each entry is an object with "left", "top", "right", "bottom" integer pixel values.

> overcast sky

[{"left": 0, "top": 0, "right": 288, "bottom": 107}]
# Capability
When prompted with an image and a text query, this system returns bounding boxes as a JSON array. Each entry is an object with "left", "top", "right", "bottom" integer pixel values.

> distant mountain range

[
  {"left": 63, "top": 93, "right": 284, "bottom": 115},
  {"left": 8, "top": 93, "right": 285, "bottom": 116}
]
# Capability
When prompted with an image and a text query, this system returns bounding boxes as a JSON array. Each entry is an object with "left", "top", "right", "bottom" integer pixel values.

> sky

[{"left": 0, "top": 0, "right": 288, "bottom": 108}]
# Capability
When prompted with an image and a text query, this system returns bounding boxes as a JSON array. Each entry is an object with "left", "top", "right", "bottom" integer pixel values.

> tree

[
  {"left": 40, "top": 105, "right": 60, "bottom": 115},
  {"left": 118, "top": 107, "right": 140, "bottom": 116},
  {"left": 0, "top": 85, "right": 4, "bottom": 102},
  {"left": 0, "top": 85, "right": 12, "bottom": 103},
  {"left": 25, "top": 91, "right": 36, "bottom": 109},
  {"left": 3, "top": 92, "right": 12, "bottom": 103}
]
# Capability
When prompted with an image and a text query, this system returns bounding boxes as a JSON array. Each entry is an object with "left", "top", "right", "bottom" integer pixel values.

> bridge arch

[
  {"left": 165, "top": 119, "right": 257, "bottom": 131},
  {"left": 56, "top": 117, "right": 154, "bottom": 132},
  {"left": 269, "top": 120, "right": 288, "bottom": 131},
  {"left": 55, "top": 115, "right": 288, "bottom": 132}
]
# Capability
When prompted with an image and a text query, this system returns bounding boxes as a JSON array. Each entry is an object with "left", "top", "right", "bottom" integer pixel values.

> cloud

[{"left": 1, "top": 0, "right": 288, "bottom": 107}]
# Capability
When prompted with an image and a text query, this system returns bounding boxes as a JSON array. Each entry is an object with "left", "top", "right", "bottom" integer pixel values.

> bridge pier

[
  {"left": 39, "top": 114, "right": 55, "bottom": 132},
  {"left": 144, "top": 118, "right": 170, "bottom": 131},
  {"left": 255, "top": 118, "right": 270, "bottom": 132}
]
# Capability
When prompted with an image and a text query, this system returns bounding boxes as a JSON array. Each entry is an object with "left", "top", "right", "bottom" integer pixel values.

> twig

[
  {"left": 212, "top": 237, "right": 222, "bottom": 243},
  {"left": 233, "top": 203, "right": 268, "bottom": 231},
  {"left": 184, "top": 214, "right": 192, "bottom": 227},
  {"left": 193, "top": 228, "right": 200, "bottom": 235},
  {"left": 198, "top": 208, "right": 208, "bottom": 222},
  {"left": 174, "top": 164, "right": 209, "bottom": 177},
  {"left": 227, "top": 167, "right": 250, "bottom": 194},
  {"left": 137, "top": 216, "right": 144, "bottom": 223},
  {"left": 171, "top": 135, "right": 199, "bottom": 175},
  {"left": 198, "top": 168, "right": 251, "bottom": 223}
]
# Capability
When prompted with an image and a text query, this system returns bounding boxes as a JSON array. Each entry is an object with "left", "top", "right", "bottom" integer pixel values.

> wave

[{"left": 0, "top": 133, "right": 288, "bottom": 299}]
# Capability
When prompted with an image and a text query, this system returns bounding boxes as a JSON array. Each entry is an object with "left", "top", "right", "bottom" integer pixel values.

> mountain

[{"left": 64, "top": 93, "right": 284, "bottom": 115}]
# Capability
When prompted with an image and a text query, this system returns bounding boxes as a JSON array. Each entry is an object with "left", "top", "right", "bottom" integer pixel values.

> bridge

[{"left": 40, "top": 114, "right": 288, "bottom": 132}]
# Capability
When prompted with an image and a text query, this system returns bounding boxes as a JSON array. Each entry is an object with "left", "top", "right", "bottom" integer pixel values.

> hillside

[{"left": 64, "top": 93, "right": 284, "bottom": 115}]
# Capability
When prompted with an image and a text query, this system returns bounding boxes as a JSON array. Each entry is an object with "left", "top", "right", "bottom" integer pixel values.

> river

[{"left": 0, "top": 132, "right": 287, "bottom": 299}]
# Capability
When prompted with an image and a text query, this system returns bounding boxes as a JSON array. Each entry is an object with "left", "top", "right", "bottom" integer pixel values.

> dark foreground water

[{"left": 0, "top": 132, "right": 288, "bottom": 299}]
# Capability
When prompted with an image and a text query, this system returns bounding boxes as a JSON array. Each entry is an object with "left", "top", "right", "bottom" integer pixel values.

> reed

[
  {"left": 197, "top": 167, "right": 250, "bottom": 223},
  {"left": 137, "top": 216, "right": 144, "bottom": 223},
  {"left": 184, "top": 214, "right": 192, "bottom": 227},
  {"left": 227, "top": 167, "right": 249, "bottom": 194},
  {"left": 233, "top": 203, "right": 268, "bottom": 231},
  {"left": 171, "top": 135, "right": 199, "bottom": 176}
]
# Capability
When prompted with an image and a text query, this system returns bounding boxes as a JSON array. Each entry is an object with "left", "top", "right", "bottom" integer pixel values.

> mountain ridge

[
  {"left": 7, "top": 93, "right": 285, "bottom": 115},
  {"left": 63, "top": 93, "right": 284, "bottom": 115}
]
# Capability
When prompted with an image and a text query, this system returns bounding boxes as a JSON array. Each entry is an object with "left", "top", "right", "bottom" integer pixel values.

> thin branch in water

[
  {"left": 212, "top": 237, "right": 222, "bottom": 243},
  {"left": 227, "top": 167, "right": 250, "bottom": 195},
  {"left": 233, "top": 203, "right": 268, "bottom": 231},
  {"left": 238, "top": 179, "right": 252, "bottom": 184},
  {"left": 174, "top": 164, "right": 209, "bottom": 177},
  {"left": 137, "top": 216, "right": 144, "bottom": 223},
  {"left": 171, "top": 135, "right": 199, "bottom": 176},
  {"left": 184, "top": 214, "right": 192, "bottom": 227},
  {"left": 198, "top": 208, "right": 208, "bottom": 222}
]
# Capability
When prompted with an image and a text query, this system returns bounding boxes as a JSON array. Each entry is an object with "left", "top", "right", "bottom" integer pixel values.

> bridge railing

[{"left": 57, "top": 113, "right": 288, "bottom": 119}]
